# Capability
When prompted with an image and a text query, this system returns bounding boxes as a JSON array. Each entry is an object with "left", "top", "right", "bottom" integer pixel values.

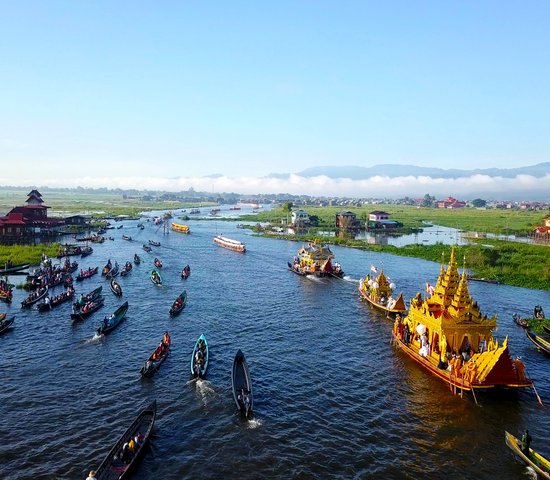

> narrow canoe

[
  {"left": 181, "top": 265, "right": 191, "bottom": 279},
  {"left": 231, "top": 349, "right": 253, "bottom": 419},
  {"left": 0, "top": 317, "right": 15, "bottom": 334},
  {"left": 153, "top": 258, "right": 162, "bottom": 268},
  {"left": 97, "top": 301, "right": 129, "bottom": 335},
  {"left": 505, "top": 431, "right": 550, "bottom": 479},
  {"left": 110, "top": 279, "right": 123, "bottom": 297},
  {"left": 74, "top": 286, "right": 103, "bottom": 309},
  {"left": 0, "top": 263, "right": 30, "bottom": 275},
  {"left": 149, "top": 240, "right": 161, "bottom": 247},
  {"left": 93, "top": 400, "right": 157, "bottom": 480},
  {"left": 150, "top": 270, "right": 162, "bottom": 286},
  {"left": 21, "top": 286, "right": 48, "bottom": 308},
  {"left": 142, "top": 245, "right": 152, "bottom": 253},
  {"left": 76, "top": 266, "right": 99, "bottom": 282},
  {"left": 169, "top": 290, "right": 186, "bottom": 316},
  {"left": 190, "top": 334, "right": 209, "bottom": 378},
  {"left": 37, "top": 288, "right": 75, "bottom": 312},
  {"left": 526, "top": 330, "right": 550, "bottom": 355},
  {"left": 140, "top": 333, "right": 171, "bottom": 377},
  {"left": 71, "top": 296, "right": 105, "bottom": 321}
]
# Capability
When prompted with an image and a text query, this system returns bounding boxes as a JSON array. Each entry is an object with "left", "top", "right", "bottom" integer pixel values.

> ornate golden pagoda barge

[{"left": 391, "top": 248, "right": 540, "bottom": 404}]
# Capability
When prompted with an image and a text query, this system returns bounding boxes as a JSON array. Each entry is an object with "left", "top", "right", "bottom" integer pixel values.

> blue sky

[{"left": 1, "top": 1, "right": 549, "bottom": 197}]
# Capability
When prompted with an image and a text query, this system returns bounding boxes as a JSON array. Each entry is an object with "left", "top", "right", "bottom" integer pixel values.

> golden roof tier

[
  {"left": 359, "top": 269, "right": 407, "bottom": 316},
  {"left": 391, "top": 247, "right": 540, "bottom": 404}
]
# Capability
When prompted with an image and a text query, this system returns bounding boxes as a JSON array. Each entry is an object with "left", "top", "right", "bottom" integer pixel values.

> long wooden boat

[
  {"left": 0, "top": 289, "right": 13, "bottom": 303},
  {"left": 102, "top": 259, "right": 112, "bottom": 276},
  {"left": 526, "top": 330, "right": 550, "bottom": 355},
  {"left": 505, "top": 431, "right": 550, "bottom": 479},
  {"left": 74, "top": 286, "right": 103, "bottom": 309},
  {"left": 289, "top": 242, "right": 344, "bottom": 277},
  {"left": 93, "top": 400, "right": 157, "bottom": 480},
  {"left": 0, "top": 263, "right": 30, "bottom": 275},
  {"left": 213, "top": 235, "right": 246, "bottom": 253},
  {"left": 37, "top": 287, "right": 75, "bottom": 312},
  {"left": 153, "top": 258, "right": 162, "bottom": 268},
  {"left": 171, "top": 222, "right": 190, "bottom": 234},
  {"left": 359, "top": 269, "right": 407, "bottom": 316},
  {"left": 110, "top": 279, "right": 123, "bottom": 297},
  {"left": 148, "top": 240, "right": 161, "bottom": 247},
  {"left": 512, "top": 313, "right": 530, "bottom": 329},
  {"left": 71, "top": 296, "right": 105, "bottom": 321},
  {"left": 76, "top": 266, "right": 99, "bottom": 282},
  {"left": 190, "top": 334, "right": 209, "bottom": 378},
  {"left": 231, "top": 349, "right": 253, "bottom": 418},
  {"left": 544, "top": 325, "right": 550, "bottom": 335},
  {"left": 169, "top": 290, "right": 187, "bottom": 316},
  {"left": 287, "top": 261, "right": 309, "bottom": 276},
  {"left": 181, "top": 265, "right": 190, "bottom": 279},
  {"left": 80, "top": 246, "right": 93, "bottom": 257},
  {"left": 140, "top": 332, "right": 171, "bottom": 377},
  {"left": 391, "top": 247, "right": 536, "bottom": 402},
  {"left": 142, "top": 244, "right": 152, "bottom": 253},
  {"left": 0, "top": 316, "right": 15, "bottom": 334},
  {"left": 120, "top": 262, "right": 133, "bottom": 277},
  {"left": 21, "top": 286, "right": 48, "bottom": 308},
  {"left": 106, "top": 262, "right": 120, "bottom": 279},
  {"left": 150, "top": 270, "right": 162, "bottom": 286},
  {"left": 122, "top": 234, "right": 132, "bottom": 241},
  {"left": 97, "top": 301, "right": 129, "bottom": 335}
]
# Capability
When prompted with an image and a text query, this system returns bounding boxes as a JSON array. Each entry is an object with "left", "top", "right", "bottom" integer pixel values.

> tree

[
  {"left": 282, "top": 202, "right": 293, "bottom": 224},
  {"left": 422, "top": 194, "right": 435, "bottom": 207},
  {"left": 472, "top": 198, "right": 487, "bottom": 208}
]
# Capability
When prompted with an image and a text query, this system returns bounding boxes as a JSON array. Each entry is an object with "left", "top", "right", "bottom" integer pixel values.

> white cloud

[{"left": 0, "top": 173, "right": 548, "bottom": 200}]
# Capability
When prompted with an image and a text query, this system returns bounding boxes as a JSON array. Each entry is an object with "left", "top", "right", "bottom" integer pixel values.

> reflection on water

[{"left": 355, "top": 225, "right": 467, "bottom": 246}]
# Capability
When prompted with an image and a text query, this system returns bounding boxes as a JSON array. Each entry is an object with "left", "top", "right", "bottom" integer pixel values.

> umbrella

[{"left": 416, "top": 324, "right": 427, "bottom": 335}]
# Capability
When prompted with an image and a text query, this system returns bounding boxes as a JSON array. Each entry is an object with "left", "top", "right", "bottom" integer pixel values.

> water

[{"left": 1, "top": 218, "right": 549, "bottom": 479}]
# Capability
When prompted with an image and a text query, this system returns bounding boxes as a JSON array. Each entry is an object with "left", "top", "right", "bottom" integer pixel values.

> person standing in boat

[{"left": 521, "top": 429, "right": 532, "bottom": 457}]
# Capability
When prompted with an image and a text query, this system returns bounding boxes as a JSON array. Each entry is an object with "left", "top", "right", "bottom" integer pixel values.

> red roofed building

[
  {"left": 436, "top": 196, "right": 466, "bottom": 209},
  {"left": 0, "top": 190, "right": 64, "bottom": 244}
]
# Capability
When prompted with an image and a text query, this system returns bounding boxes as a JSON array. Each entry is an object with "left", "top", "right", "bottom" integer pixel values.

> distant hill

[{"left": 268, "top": 162, "right": 550, "bottom": 179}]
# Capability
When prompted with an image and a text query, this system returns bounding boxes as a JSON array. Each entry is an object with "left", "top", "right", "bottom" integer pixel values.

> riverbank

[{"left": 0, "top": 244, "right": 60, "bottom": 269}]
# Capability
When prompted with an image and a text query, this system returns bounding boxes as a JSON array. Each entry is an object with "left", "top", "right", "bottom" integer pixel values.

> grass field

[{"left": 243, "top": 204, "right": 547, "bottom": 235}]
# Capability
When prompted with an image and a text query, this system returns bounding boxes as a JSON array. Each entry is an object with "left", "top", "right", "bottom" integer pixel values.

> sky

[{"left": 1, "top": 1, "right": 550, "bottom": 198}]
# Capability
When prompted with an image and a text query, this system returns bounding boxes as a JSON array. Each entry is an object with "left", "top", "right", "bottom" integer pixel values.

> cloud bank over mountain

[{"left": 1, "top": 163, "right": 548, "bottom": 200}]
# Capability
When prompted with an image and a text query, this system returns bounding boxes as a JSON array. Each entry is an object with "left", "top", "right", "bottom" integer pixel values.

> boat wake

[
  {"left": 306, "top": 276, "right": 323, "bottom": 283},
  {"left": 524, "top": 466, "right": 537, "bottom": 479},
  {"left": 342, "top": 275, "right": 358, "bottom": 283},
  {"left": 83, "top": 333, "right": 103, "bottom": 344},
  {"left": 246, "top": 417, "right": 262, "bottom": 429}
]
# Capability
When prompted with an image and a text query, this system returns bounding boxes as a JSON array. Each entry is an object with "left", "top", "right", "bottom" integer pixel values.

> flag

[
  {"left": 370, "top": 265, "right": 378, "bottom": 273},
  {"left": 426, "top": 282, "right": 435, "bottom": 295}
]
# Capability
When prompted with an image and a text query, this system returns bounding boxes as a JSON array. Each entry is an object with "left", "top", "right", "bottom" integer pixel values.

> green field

[{"left": 243, "top": 204, "right": 547, "bottom": 235}]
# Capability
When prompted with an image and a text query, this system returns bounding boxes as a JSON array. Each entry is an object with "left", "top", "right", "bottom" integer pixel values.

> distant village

[{"left": 0, "top": 188, "right": 549, "bottom": 245}]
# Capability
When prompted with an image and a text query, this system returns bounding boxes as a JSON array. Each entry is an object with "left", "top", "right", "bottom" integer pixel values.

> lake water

[{"left": 1, "top": 217, "right": 549, "bottom": 479}]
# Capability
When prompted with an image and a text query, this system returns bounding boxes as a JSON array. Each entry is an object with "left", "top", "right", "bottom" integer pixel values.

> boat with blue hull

[{"left": 191, "top": 334, "right": 209, "bottom": 378}]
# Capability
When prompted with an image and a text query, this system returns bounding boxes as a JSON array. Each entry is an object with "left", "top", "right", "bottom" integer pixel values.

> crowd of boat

[{"left": 1, "top": 225, "right": 548, "bottom": 478}]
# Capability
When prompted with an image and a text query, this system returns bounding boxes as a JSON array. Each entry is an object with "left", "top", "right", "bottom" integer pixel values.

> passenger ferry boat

[
  {"left": 359, "top": 269, "right": 407, "bottom": 316},
  {"left": 288, "top": 242, "right": 344, "bottom": 278},
  {"left": 213, "top": 235, "right": 246, "bottom": 253},
  {"left": 171, "top": 222, "right": 190, "bottom": 234},
  {"left": 391, "top": 247, "right": 538, "bottom": 403}
]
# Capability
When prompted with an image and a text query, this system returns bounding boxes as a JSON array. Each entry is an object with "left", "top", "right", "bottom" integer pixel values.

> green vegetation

[
  {"left": 0, "top": 244, "right": 60, "bottom": 267},
  {"left": 244, "top": 204, "right": 547, "bottom": 235}
]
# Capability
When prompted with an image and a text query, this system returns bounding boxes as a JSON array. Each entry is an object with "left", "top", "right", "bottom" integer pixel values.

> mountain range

[{"left": 268, "top": 162, "right": 550, "bottom": 180}]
